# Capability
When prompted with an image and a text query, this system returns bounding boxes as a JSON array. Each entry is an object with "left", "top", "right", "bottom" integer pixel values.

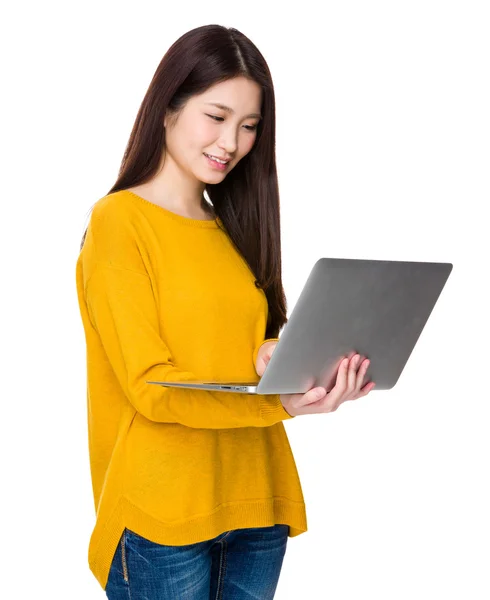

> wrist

[{"left": 280, "top": 394, "right": 295, "bottom": 418}]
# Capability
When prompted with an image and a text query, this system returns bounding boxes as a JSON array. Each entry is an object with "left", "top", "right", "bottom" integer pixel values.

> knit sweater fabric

[{"left": 75, "top": 190, "right": 307, "bottom": 590}]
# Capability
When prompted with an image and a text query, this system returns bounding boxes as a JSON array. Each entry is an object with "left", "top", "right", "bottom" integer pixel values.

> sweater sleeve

[{"left": 85, "top": 262, "right": 293, "bottom": 428}]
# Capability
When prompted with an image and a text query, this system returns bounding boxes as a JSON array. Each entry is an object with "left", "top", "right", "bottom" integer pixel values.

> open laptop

[{"left": 146, "top": 257, "right": 453, "bottom": 394}]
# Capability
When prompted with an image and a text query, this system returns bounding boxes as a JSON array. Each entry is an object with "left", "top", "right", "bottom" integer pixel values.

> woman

[{"left": 75, "top": 24, "right": 374, "bottom": 600}]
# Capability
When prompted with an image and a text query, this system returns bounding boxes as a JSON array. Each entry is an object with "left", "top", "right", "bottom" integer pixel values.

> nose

[{"left": 218, "top": 128, "right": 239, "bottom": 155}]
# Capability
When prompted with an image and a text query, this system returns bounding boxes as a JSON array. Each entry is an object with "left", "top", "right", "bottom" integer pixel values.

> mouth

[
  {"left": 203, "top": 153, "right": 230, "bottom": 171},
  {"left": 204, "top": 152, "right": 230, "bottom": 163}
]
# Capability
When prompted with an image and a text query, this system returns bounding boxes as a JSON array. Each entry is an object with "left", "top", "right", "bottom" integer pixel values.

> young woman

[{"left": 75, "top": 24, "right": 374, "bottom": 600}]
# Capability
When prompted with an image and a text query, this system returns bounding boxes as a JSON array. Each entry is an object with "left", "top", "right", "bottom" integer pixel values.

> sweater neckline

[{"left": 121, "top": 190, "right": 221, "bottom": 229}]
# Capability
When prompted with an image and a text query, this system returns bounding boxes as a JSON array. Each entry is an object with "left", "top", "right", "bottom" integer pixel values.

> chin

[
  {"left": 201, "top": 169, "right": 227, "bottom": 181},
  {"left": 200, "top": 172, "right": 225, "bottom": 183}
]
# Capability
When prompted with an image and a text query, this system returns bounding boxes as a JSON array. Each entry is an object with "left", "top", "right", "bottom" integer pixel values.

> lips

[{"left": 204, "top": 153, "right": 230, "bottom": 163}]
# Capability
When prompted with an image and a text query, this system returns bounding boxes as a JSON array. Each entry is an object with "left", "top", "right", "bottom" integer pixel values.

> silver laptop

[{"left": 146, "top": 257, "right": 452, "bottom": 394}]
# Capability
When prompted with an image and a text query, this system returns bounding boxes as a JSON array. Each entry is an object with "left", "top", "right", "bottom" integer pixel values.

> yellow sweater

[{"left": 75, "top": 190, "right": 307, "bottom": 590}]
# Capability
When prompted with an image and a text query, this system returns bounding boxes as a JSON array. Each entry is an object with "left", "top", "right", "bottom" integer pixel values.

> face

[{"left": 163, "top": 76, "right": 262, "bottom": 182}]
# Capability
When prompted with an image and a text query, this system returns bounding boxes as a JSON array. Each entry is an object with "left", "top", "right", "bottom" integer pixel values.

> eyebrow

[{"left": 204, "top": 102, "right": 262, "bottom": 120}]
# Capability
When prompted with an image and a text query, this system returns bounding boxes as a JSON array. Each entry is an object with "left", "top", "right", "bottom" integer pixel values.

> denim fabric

[{"left": 105, "top": 524, "right": 289, "bottom": 599}]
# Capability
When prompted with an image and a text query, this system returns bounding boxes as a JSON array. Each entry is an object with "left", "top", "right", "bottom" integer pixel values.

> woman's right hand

[{"left": 280, "top": 354, "right": 375, "bottom": 417}]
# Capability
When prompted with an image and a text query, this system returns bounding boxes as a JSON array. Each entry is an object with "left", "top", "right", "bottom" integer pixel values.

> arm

[{"left": 85, "top": 262, "right": 292, "bottom": 429}]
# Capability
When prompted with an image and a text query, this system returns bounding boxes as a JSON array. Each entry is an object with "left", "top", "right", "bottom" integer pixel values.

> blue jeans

[{"left": 105, "top": 524, "right": 289, "bottom": 599}]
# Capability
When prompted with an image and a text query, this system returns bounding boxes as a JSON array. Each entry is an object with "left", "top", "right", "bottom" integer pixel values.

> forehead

[{"left": 194, "top": 77, "right": 262, "bottom": 115}]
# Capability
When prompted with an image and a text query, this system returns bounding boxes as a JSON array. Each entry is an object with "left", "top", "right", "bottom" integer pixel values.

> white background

[{"left": 2, "top": 1, "right": 489, "bottom": 598}]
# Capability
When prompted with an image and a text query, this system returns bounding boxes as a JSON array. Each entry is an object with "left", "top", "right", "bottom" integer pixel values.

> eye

[{"left": 205, "top": 114, "right": 258, "bottom": 132}]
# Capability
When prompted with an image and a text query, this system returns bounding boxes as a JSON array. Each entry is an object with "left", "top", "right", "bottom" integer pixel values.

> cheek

[
  {"left": 193, "top": 121, "right": 216, "bottom": 145},
  {"left": 239, "top": 134, "right": 257, "bottom": 157},
  {"left": 180, "top": 121, "right": 213, "bottom": 153}
]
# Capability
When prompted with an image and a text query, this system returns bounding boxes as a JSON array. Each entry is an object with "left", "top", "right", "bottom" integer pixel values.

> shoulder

[
  {"left": 87, "top": 191, "right": 147, "bottom": 273},
  {"left": 91, "top": 190, "right": 134, "bottom": 228}
]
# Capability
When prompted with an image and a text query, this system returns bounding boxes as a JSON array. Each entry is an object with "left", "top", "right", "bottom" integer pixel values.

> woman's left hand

[{"left": 254, "top": 341, "right": 278, "bottom": 377}]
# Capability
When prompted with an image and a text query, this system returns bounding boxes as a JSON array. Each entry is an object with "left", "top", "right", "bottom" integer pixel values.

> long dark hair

[{"left": 80, "top": 24, "right": 288, "bottom": 338}]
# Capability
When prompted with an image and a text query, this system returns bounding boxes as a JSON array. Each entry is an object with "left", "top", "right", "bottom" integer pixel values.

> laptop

[{"left": 146, "top": 257, "right": 453, "bottom": 394}]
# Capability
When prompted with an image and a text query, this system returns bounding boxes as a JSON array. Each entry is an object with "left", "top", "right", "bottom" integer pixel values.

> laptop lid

[{"left": 255, "top": 257, "right": 452, "bottom": 394}]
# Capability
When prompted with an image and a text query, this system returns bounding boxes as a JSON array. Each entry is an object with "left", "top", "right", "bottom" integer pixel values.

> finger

[
  {"left": 257, "top": 348, "right": 275, "bottom": 375},
  {"left": 329, "top": 357, "right": 349, "bottom": 401},
  {"left": 264, "top": 345, "right": 276, "bottom": 364},
  {"left": 293, "top": 387, "right": 323, "bottom": 410},
  {"left": 362, "top": 382, "right": 376, "bottom": 394},
  {"left": 305, "top": 387, "right": 327, "bottom": 404},
  {"left": 355, "top": 358, "right": 370, "bottom": 390},
  {"left": 255, "top": 356, "right": 268, "bottom": 377},
  {"left": 351, "top": 381, "right": 376, "bottom": 400},
  {"left": 347, "top": 354, "right": 359, "bottom": 393}
]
